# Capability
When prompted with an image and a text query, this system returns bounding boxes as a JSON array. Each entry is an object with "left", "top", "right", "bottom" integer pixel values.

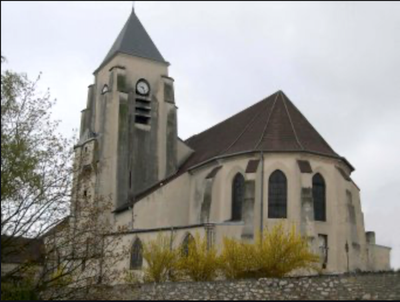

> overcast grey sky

[{"left": 2, "top": 1, "right": 400, "bottom": 269}]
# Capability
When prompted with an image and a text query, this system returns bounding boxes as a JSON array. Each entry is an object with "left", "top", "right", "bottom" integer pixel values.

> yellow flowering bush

[
  {"left": 220, "top": 223, "right": 320, "bottom": 279},
  {"left": 140, "top": 224, "right": 318, "bottom": 283},
  {"left": 177, "top": 233, "right": 221, "bottom": 282},
  {"left": 142, "top": 234, "right": 180, "bottom": 283}
]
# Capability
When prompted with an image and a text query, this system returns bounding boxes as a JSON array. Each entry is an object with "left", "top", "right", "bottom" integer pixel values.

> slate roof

[
  {"left": 181, "top": 90, "right": 350, "bottom": 171},
  {"left": 95, "top": 9, "right": 167, "bottom": 73}
]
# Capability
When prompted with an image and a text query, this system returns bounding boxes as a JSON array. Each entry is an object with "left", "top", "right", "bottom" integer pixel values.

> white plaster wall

[
  {"left": 132, "top": 173, "right": 192, "bottom": 229},
  {"left": 367, "top": 244, "right": 391, "bottom": 271},
  {"left": 113, "top": 151, "right": 390, "bottom": 274}
]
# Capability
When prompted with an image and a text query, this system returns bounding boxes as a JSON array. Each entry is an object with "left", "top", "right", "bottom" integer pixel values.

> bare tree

[
  {"left": 1, "top": 58, "right": 71, "bottom": 245},
  {"left": 1, "top": 58, "right": 126, "bottom": 300}
]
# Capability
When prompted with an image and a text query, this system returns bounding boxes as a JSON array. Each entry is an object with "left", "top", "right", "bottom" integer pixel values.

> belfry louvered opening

[{"left": 135, "top": 97, "right": 151, "bottom": 125}]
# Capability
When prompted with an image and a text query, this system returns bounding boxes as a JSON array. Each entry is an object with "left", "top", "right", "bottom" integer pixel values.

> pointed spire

[{"left": 95, "top": 8, "right": 167, "bottom": 73}]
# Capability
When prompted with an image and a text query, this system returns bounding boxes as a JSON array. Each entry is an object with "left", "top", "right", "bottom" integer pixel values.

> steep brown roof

[{"left": 181, "top": 90, "right": 344, "bottom": 171}]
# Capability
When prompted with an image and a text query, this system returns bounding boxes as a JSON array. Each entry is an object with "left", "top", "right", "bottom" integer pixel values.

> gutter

[
  {"left": 188, "top": 150, "right": 355, "bottom": 173},
  {"left": 260, "top": 151, "right": 264, "bottom": 234}
]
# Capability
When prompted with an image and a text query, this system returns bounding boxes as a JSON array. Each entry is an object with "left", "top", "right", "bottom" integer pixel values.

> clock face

[{"left": 136, "top": 80, "right": 150, "bottom": 95}]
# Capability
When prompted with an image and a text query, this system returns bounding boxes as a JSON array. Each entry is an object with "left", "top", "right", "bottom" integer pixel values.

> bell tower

[{"left": 77, "top": 7, "right": 178, "bottom": 210}]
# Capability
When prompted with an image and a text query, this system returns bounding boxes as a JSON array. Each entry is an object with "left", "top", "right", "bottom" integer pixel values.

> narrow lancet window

[
  {"left": 130, "top": 238, "right": 143, "bottom": 269},
  {"left": 313, "top": 173, "right": 326, "bottom": 221},
  {"left": 231, "top": 173, "right": 245, "bottom": 221},
  {"left": 268, "top": 170, "right": 287, "bottom": 218}
]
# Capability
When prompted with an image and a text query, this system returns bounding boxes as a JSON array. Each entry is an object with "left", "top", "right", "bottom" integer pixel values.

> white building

[{"left": 69, "top": 8, "right": 391, "bottom": 280}]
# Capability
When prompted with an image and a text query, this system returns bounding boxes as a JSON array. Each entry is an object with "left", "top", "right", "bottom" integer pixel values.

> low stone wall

[{"left": 107, "top": 272, "right": 400, "bottom": 300}]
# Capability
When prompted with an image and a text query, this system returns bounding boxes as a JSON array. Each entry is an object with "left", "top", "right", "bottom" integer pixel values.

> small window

[
  {"left": 102, "top": 84, "right": 109, "bottom": 94},
  {"left": 181, "top": 233, "right": 194, "bottom": 257},
  {"left": 83, "top": 190, "right": 87, "bottom": 197},
  {"left": 268, "top": 170, "right": 287, "bottom": 218},
  {"left": 84, "top": 146, "right": 88, "bottom": 153},
  {"left": 231, "top": 173, "right": 245, "bottom": 221},
  {"left": 130, "top": 238, "right": 143, "bottom": 270}
]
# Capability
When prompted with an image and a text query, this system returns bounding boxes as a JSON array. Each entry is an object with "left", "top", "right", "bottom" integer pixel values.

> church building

[{"left": 71, "top": 7, "right": 391, "bottom": 279}]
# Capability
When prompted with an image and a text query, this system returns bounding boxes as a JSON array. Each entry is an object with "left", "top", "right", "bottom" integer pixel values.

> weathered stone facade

[{"left": 104, "top": 273, "right": 400, "bottom": 300}]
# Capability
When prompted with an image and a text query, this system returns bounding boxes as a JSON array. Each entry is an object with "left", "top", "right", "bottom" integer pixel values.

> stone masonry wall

[{"left": 107, "top": 272, "right": 399, "bottom": 300}]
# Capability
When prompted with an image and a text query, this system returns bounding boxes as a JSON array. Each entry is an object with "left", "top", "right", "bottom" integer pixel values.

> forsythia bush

[
  {"left": 141, "top": 233, "right": 221, "bottom": 283},
  {"left": 219, "top": 238, "right": 255, "bottom": 279},
  {"left": 142, "top": 234, "right": 181, "bottom": 283},
  {"left": 220, "top": 223, "right": 320, "bottom": 279},
  {"left": 139, "top": 224, "right": 318, "bottom": 283},
  {"left": 177, "top": 233, "right": 221, "bottom": 282}
]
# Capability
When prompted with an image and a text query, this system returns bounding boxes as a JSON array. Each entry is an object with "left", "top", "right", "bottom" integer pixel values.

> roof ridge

[
  {"left": 254, "top": 91, "right": 280, "bottom": 150},
  {"left": 219, "top": 94, "right": 275, "bottom": 155},
  {"left": 185, "top": 96, "right": 270, "bottom": 144},
  {"left": 282, "top": 92, "right": 304, "bottom": 150},
  {"left": 285, "top": 93, "right": 338, "bottom": 156}
]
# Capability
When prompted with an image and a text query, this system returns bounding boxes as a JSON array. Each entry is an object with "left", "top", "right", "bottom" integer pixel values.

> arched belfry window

[
  {"left": 181, "top": 233, "right": 194, "bottom": 257},
  {"left": 268, "top": 170, "right": 287, "bottom": 218},
  {"left": 130, "top": 238, "right": 143, "bottom": 269},
  {"left": 313, "top": 173, "right": 326, "bottom": 221},
  {"left": 101, "top": 84, "right": 109, "bottom": 95},
  {"left": 231, "top": 173, "right": 245, "bottom": 221}
]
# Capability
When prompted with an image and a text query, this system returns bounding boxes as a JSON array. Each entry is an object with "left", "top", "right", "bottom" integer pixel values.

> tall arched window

[
  {"left": 313, "top": 173, "right": 326, "bottom": 221},
  {"left": 232, "top": 173, "right": 245, "bottom": 221},
  {"left": 181, "top": 233, "right": 194, "bottom": 257},
  {"left": 268, "top": 170, "right": 287, "bottom": 218},
  {"left": 130, "top": 238, "right": 143, "bottom": 269}
]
